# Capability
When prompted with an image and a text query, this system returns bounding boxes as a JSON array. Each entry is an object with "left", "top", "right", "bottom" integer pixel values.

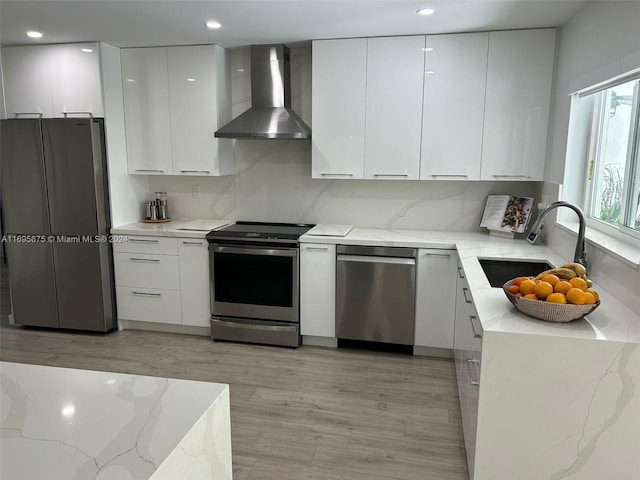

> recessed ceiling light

[
  {"left": 237, "top": 68, "right": 245, "bottom": 72},
  {"left": 422, "top": 47, "right": 433, "bottom": 52},
  {"left": 186, "top": 78, "right": 196, "bottom": 82},
  {"left": 26, "top": 30, "right": 43, "bottom": 38},
  {"left": 416, "top": 8, "right": 436, "bottom": 16},
  {"left": 205, "top": 20, "right": 222, "bottom": 29},
  {"left": 81, "top": 48, "right": 93, "bottom": 53}
]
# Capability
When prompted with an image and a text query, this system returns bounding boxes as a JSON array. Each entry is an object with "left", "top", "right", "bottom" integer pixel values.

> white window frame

[{"left": 580, "top": 76, "right": 640, "bottom": 243}]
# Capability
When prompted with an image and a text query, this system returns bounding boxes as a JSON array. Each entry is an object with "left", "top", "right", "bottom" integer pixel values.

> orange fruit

[
  {"left": 583, "top": 292, "right": 596, "bottom": 305},
  {"left": 540, "top": 274, "right": 560, "bottom": 286},
  {"left": 533, "top": 281, "right": 554, "bottom": 299},
  {"left": 546, "top": 292, "right": 567, "bottom": 304},
  {"left": 523, "top": 293, "right": 539, "bottom": 300},
  {"left": 506, "top": 284, "right": 520, "bottom": 294},
  {"left": 569, "top": 277, "right": 588, "bottom": 291},
  {"left": 566, "top": 288, "right": 586, "bottom": 305},
  {"left": 586, "top": 289, "right": 600, "bottom": 302},
  {"left": 515, "top": 292, "right": 523, "bottom": 297},
  {"left": 513, "top": 276, "right": 530, "bottom": 286},
  {"left": 554, "top": 280, "right": 572, "bottom": 294},
  {"left": 519, "top": 279, "right": 536, "bottom": 295}
]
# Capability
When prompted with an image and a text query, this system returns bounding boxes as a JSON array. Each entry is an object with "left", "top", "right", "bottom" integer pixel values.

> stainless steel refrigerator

[{"left": 1, "top": 118, "right": 116, "bottom": 331}]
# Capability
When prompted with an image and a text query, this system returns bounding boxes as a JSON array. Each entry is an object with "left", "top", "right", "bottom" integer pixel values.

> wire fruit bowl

[{"left": 503, "top": 279, "right": 600, "bottom": 323}]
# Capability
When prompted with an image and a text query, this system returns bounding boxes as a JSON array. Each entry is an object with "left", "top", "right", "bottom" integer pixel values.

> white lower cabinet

[
  {"left": 300, "top": 243, "right": 336, "bottom": 338},
  {"left": 113, "top": 235, "right": 211, "bottom": 328},
  {"left": 178, "top": 238, "right": 210, "bottom": 327},
  {"left": 414, "top": 248, "right": 457, "bottom": 349},
  {"left": 115, "top": 287, "right": 181, "bottom": 324},
  {"left": 113, "top": 252, "right": 180, "bottom": 290},
  {"left": 453, "top": 261, "right": 482, "bottom": 479}
]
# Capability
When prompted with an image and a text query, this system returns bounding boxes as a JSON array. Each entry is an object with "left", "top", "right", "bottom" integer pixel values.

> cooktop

[{"left": 206, "top": 221, "right": 315, "bottom": 242}]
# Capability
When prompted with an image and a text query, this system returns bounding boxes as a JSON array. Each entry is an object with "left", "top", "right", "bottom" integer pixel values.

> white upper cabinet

[
  {"left": 1, "top": 43, "right": 104, "bottom": 118},
  {"left": 312, "top": 38, "right": 367, "bottom": 179},
  {"left": 364, "top": 36, "right": 424, "bottom": 180},
  {"left": 168, "top": 45, "right": 233, "bottom": 176},
  {"left": 121, "top": 45, "right": 232, "bottom": 176},
  {"left": 481, "top": 29, "right": 556, "bottom": 181},
  {"left": 121, "top": 47, "right": 172, "bottom": 175},
  {"left": 420, "top": 33, "right": 489, "bottom": 180},
  {"left": 49, "top": 43, "right": 104, "bottom": 117}
]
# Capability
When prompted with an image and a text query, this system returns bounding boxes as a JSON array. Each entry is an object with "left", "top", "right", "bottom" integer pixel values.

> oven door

[{"left": 210, "top": 243, "right": 299, "bottom": 323}]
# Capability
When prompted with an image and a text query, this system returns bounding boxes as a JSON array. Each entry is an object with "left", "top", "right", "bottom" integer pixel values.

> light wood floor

[{"left": 0, "top": 271, "right": 468, "bottom": 479}]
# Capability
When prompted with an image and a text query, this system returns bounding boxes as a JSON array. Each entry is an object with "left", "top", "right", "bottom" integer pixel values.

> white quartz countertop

[
  {"left": 301, "top": 226, "right": 640, "bottom": 344},
  {"left": 0, "top": 362, "right": 232, "bottom": 480},
  {"left": 111, "top": 219, "right": 230, "bottom": 238}
]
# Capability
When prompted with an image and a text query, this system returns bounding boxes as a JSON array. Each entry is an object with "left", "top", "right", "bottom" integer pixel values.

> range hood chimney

[{"left": 215, "top": 44, "right": 311, "bottom": 139}]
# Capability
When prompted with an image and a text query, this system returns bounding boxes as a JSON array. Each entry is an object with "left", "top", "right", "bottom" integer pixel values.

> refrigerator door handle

[
  {"left": 13, "top": 112, "right": 44, "bottom": 118},
  {"left": 62, "top": 112, "right": 94, "bottom": 119}
]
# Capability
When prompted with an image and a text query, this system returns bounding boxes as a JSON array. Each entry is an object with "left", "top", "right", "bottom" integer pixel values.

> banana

[
  {"left": 559, "top": 262, "right": 587, "bottom": 276},
  {"left": 534, "top": 267, "right": 577, "bottom": 281}
]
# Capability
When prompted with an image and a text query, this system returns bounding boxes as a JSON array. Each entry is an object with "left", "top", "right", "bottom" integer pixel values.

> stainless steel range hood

[{"left": 215, "top": 44, "right": 311, "bottom": 140}]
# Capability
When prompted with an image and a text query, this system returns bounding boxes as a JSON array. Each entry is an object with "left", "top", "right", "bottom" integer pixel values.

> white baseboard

[
  {"left": 413, "top": 345, "right": 453, "bottom": 358},
  {"left": 302, "top": 336, "right": 338, "bottom": 348}
]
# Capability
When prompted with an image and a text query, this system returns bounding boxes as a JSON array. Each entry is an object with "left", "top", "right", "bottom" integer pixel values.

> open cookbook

[{"left": 480, "top": 195, "right": 535, "bottom": 236}]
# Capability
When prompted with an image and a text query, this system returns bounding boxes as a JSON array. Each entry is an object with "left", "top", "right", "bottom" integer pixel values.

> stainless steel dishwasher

[{"left": 336, "top": 245, "right": 417, "bottom": 345}]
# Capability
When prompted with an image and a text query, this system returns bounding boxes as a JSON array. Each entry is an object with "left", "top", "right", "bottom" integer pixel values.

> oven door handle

[
  {"left": 212, "top": 244, "right": 298, "bottom": 257},
  {"left": 211, "top": 319, "right": 298, "bottom": 333}
]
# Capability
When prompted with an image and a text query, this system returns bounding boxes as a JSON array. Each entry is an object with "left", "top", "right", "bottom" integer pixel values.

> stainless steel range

[{"left": 206, "top": 221, "right": 315, "bottom": 347}]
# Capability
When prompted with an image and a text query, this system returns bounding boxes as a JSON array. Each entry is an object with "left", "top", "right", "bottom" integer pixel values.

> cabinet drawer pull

[
  {"left": 305, "top": 247, "right": 329, "bottom": 251},
  {"left": 466, "top": 359, "right": 480, "bottom": 386},
  {"left": 180, "top": 170, "right": 210, "bottom": 174},
  {"left": 14, "top": 112, "right": 43, "bottom": 118},
  {"left": 425, "top": 252, "right": 450, "bottom": 257},
  {"left": 130, "top": 257, "right": 160, "bottom": 263},
  {"left": 132, "top": 291, "right": 162, "bottom": 297},
  {"left": 469, "top": 315, "right": 482, "bottom": 338},
  {"left": 321, "top": 173, "right": 354, "bottom": 177},
  {"left": 129, "top": 238, "right": 159, "bottom": 244},
  {"left": 134, "top": 169, "right": 165, "bottom": 173},
  {"left": 491, "top": 174, "right": 530, "bottom": 179},
  {"left": 462, "top": 287, "right": 472, "bottom": 304},
  {"left": 182, "top": 241, "right": 204, "bottom": 246},
  {"left": 431, "top": 174, "right": 468, "bottom": 178},
  {"left": 457, "top": 266, "right": 465, "bottom": 279},
  {"left": 373, "top": 173, "right": 409, "bottom": 178},
  {"left": 62, "top": 111, "right": 94, "bottom": 118}
]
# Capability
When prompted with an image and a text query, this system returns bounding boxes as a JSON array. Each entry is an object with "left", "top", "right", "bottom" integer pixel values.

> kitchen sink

[{"left": 479, "top": 258, "right": 554, "bottom": 287}]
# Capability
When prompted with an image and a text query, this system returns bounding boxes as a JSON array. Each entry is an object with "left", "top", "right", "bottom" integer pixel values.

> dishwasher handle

[{"left": 337, "top": 254, "right": 415, "bottom": 266}]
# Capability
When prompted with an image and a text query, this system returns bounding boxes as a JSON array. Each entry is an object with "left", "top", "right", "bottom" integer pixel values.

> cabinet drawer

[
  {"left": 113, "top": 252, "right": 179, "bottom": 289},
  {"left": 112, "top": 236, "right": 178, "bottom": 255},
  {"left": 116, "top": 287, "right": 181, "bottom": 324}
]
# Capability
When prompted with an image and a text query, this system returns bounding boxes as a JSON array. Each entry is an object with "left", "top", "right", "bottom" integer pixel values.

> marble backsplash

[{"left": 148, "top": 45, "right": 543, "bottom": 231}]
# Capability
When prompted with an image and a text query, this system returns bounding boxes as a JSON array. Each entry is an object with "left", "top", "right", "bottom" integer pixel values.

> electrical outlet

[{"left": 191, "top": 185, "right": 200, "bottom": 198}]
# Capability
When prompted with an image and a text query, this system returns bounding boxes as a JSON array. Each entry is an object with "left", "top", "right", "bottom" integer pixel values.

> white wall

[
  {"left": 546, "top": 1, "right": 640, "bottom": 184},
  {"left": 541, "top": 1, "right": 640, "bottom": 310},
  {"left": 149, "top": 45, "right": 543, "bottom": 231}
]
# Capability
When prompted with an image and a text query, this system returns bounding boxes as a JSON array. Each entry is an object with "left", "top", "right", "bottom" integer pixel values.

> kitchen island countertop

[{"left": 0, "top": 362, "right": 232, "bottom": 480}]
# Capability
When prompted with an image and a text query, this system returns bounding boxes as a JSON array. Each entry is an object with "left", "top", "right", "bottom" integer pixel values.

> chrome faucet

[{"left": 527, "top": 201, "right": 588, "bottom": 268}]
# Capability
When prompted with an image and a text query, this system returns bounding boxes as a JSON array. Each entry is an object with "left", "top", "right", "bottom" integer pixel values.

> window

[{"left": 584, "top": 77, "right": 640, "bottom": 239}]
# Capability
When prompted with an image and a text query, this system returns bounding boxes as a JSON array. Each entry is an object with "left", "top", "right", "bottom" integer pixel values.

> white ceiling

[{"left": 0, "top": 0, "right": 587, "bottom": 49}]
